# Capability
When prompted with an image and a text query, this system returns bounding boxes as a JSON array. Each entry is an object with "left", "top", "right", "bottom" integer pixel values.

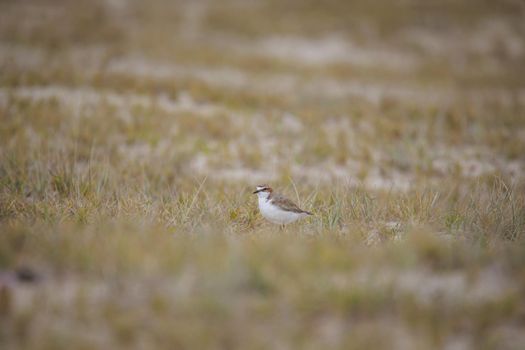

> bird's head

[{"left": 253, "top": 184, "right": 273, "bottom": 198}]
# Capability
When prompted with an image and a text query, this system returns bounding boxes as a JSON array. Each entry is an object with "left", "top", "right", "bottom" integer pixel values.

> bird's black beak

[{"left": 253, "top": 189, "right": 261, "bottom": 194}]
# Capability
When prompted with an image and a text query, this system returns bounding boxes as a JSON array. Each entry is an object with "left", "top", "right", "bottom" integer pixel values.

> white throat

[{"left": 256, "top": 191, "right": 271, "bottom": 201}]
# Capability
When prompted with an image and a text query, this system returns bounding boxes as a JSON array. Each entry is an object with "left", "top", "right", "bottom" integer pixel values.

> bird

[{"left": 253, "top": 184, "right": 312, "bottom": 227}]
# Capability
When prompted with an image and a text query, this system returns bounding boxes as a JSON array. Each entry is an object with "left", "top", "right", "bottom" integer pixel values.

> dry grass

[{"left": 1, "top": 0, "right": 525, "bottom": 349}]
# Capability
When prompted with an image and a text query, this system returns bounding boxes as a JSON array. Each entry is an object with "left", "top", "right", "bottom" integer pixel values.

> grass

[{"left": 1, "top": 0, "right": 525, "bottom": 349}]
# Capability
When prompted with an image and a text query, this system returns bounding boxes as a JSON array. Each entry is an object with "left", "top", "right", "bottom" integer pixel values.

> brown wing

[{"left": 271, "top": 194, "right": 312, "bottom": 215}]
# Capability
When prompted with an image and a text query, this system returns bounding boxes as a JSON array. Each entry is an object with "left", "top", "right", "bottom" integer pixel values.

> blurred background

[
  {"left": 1, "top": 0, "right": 524, "bottom": 188},
  {"left": 1, "top": 0, "right": 525, "bottom": 349}
]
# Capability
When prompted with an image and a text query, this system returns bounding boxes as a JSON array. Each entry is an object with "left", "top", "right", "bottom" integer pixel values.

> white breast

[{"left": 258, "top": 197, "right": 305, "bottom": 225}]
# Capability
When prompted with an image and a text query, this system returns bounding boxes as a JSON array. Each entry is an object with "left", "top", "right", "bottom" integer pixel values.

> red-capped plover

[{"left": 253, "top": 184, "right": 312, "bottom": 226}]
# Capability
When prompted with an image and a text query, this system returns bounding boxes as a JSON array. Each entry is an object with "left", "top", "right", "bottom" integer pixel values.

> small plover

[{"left": 253, "top": 184, "right": 312, "bottom": 226}]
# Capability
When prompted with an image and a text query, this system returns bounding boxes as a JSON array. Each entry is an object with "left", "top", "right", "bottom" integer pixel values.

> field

[{"left": 1, "top": 0, "right": 525, "bottom": 349}]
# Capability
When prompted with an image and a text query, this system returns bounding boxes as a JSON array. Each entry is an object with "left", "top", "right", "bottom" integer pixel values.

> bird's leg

[{"left": 280, "top": 224, "right": 285, "bottom": 231}]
